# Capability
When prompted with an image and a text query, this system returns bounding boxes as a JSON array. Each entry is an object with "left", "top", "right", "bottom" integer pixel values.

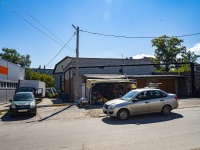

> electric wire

[
  {"left": 174, "top": 33, "right": 200, "bottom": 37},
  {"left": 1, "top": 0, "right": 74, "bottom": 52},
  {"left": 3, "top": 0, "right": 199, "bottom": 41},
  {"left": 11, "top": 0, "right": 65, "bottom": 45},
  {"left": 80, "top": 30, "right": 200, "bottom": 39},
  {"left": 0, "top": 0, "right": 64, "bottom": 46},
  {"left": 45, "top": 32, "right": 76, "bottom": 67}
]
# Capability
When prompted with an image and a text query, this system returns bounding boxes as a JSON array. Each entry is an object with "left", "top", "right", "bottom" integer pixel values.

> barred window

[{"left": 4, "top": 82, "right": 6, "bottom": 88}]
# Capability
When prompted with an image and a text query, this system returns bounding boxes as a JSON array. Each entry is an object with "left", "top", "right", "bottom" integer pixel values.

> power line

[
  {"left": 45, "top": 32, "right": 76, "bottom": 67},
  {"left": 174, "top": 33, "right": 200, "bottom": 37},
  {"left": 80, "top": 30, "right": 155, "bottom": 38},
  {"left": 1, "top": 0, "right": 63, "bottom": 46},
  {"left": 11, "top": 0, "right": 65, "bottom": 45},
  {"left": 80, "top": 29, "right": 200, "bottom": 39},
  {"left": 1, "top": 0, "right": 75, "bottom": 52}
]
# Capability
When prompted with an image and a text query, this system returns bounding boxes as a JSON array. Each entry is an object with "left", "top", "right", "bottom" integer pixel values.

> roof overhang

[{"left": 86, "top": 78, "right": 137, "bottom": 89}]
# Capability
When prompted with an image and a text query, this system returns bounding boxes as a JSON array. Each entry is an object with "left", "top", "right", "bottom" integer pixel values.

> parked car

[
  {"left": 9, "top": 92, "right": 37, "bottom": 118},
  {"left": 103, "top": 88, "right": 178, "bottom": 120}
]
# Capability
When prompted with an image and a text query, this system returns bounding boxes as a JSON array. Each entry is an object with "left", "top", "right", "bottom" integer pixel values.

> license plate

[{"left": 18, "top": 109, "right": 28, "bottom": 112}]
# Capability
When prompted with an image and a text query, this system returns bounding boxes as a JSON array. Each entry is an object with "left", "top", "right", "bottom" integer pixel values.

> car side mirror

[
  {"left": 132, "top": 99, "right": 138, "bottom": 102},
  {"left": 9, "top": 99, "right": 12, "bottom": 102}
]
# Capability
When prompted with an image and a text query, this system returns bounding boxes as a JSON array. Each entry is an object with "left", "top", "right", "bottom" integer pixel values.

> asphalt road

[{"left": 0, "top": 106, "right": 200, "bottom": 150}]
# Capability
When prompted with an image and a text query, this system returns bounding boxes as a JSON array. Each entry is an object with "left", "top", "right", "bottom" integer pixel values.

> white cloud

[
  {"left": 189, "top": 43, "right": 200, "bottom": 55},
  {"left": 132, "top": 54, "right": 154, "bottom": 59}
]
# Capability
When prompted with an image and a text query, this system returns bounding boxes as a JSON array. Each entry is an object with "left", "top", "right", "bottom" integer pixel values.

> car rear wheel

[
  {"left": 117, "top": 109, "right": 129, "bottom": 120},
  {"left": 161, "top": 105, "right": 172, "bottom": 115}
]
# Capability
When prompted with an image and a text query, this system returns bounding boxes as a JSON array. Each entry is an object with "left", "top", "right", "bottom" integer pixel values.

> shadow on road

[
  {"left": 1, "top": 105, "right": 73, "bottom": 122},
  {"left": 51, "top": 99, "right": 63, "bottom": 104},
  {"left": 102, "top": 113, "right": 183, "bottom": 125},
  {"left": 1, "top": 112, "right": 35, "bottom": 122},
  {"left": 78, "top": 105, "right": 103, "bottom": 110},
  {"left": 38, "top": 105, "right": 72, "bottom": 122}
]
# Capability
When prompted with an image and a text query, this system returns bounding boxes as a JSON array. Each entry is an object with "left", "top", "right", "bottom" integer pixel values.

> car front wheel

[
  {"left": 161, "top": 105, "right": 172, "bottom": 115},
  {"left": 117, "top": 109, "right": 129, "bottom": 120}
]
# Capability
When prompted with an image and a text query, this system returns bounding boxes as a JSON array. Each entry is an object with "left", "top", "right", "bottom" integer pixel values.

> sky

[{"left": 0, "top": 0, "right": 200, "bottom": 69}]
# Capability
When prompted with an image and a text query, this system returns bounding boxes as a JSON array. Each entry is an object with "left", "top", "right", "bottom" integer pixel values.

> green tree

[
  {"left": 25, "top": 68, "right": 33, "bottom": 80},
  {"left": 25, "top": 68, "right": 54, "bottom": 87},
  {"left": 0, "top": 47, "right": 31, "bottom": 67},
  {"left": 174, "top": 50, "right": 197, "bottom": 74},
  {"left": 19, "top": 54, "right": 31, "bottom": 67},
  {"left": 151, "top": 35, "right": 187, "bottom": 72},
  {"left": 0, "top": 48, "right": 20, "bottom": 64},
  {"left": 181, "top": 50, "right": 197, "bottom": 63},
  {"left": 40, "top": 74, "right": 54, "bottom": 87}
]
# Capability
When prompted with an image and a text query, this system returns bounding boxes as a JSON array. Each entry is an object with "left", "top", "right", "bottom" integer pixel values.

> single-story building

[
  {"left": 0, "top": 58, "right": 25, "bottom": 103},
  {"left": 53, "top": 56, "right": 199, "bottom": 103}
]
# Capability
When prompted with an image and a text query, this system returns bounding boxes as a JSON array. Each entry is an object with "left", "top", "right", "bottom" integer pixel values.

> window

[
  {"left": 0, "top": 82, "right": 5, "bottom": 88},
  {"left": 0, "top": 82, "right": 18, "bottom": 89},
  {"left": 150, "top": 90, "right": 166, "bottom": 99},
  {"left": 4, "top": 82, "right": 6, "bottom": 88},
  {"left": 135, "top": 91, "right": 151, "bottom": 100},
  {"left": 8, "top": 82, "right": 10, "bottom": 88}
]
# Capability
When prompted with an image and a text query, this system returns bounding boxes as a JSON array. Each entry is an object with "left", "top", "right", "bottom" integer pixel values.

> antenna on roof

[{"left": 125, "top": 73, "right": 128, "bottom": 79}]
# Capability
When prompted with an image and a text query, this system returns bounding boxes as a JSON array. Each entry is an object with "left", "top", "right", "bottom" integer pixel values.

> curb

[
  {"left": 99, "top": 114, "right": 107, "bottom": 117},
  {"left": 37, "top": 103, "right": 72, "bottom": 108},
  {"left": 1, "top": 104, "right": 200, "bottom": 114},
  {"left": 177, "top": 105, "right": 200, "bottom": 109}
]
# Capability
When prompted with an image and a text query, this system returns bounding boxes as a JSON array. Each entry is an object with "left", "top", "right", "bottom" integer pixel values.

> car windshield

[
  {"left": 19, "top": 88, "right": 35, "bottom": 93},
  {"left": 13, "top": 93, "right": 33, "bottom": 101},
  {"left": 121, "top": 90, "right": 138, "bottom": 101}
]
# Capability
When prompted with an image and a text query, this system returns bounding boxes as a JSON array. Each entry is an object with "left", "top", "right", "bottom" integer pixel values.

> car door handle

[
  {"left": 160, "top": 100, "right": 164, "bottom": 101},
  {"left": 145, "top": 101, "right": 149, "bottom": 103}
]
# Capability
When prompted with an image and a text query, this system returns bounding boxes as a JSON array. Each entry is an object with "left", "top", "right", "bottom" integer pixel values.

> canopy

[{"left": 86, "top": 78, "right": 137, "bottom": 89}]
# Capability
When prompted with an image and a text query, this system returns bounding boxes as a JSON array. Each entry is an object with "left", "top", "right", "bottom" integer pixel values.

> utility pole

[{"left": 72, "top": 25, "right": 79, "bottom": 103}]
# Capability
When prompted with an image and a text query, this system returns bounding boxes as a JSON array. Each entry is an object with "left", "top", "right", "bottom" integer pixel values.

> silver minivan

[{"left": 103, "top": 88, "right": 178, "bottom": 120}]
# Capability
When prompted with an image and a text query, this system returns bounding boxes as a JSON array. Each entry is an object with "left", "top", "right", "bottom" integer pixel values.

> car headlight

[
  {"left": 108, "top": 105, "right": 115, "bottom": 109},
  {"left": 11, "top": 103, "right": 16, "bottom": 109},
  {"left": 30, "top": 101, "right": 36, "bottom": 108}
]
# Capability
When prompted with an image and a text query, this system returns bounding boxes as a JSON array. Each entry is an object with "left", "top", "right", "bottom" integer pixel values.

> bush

[{"left": 48, "top": 93, "right": 59, "bottom": 98}]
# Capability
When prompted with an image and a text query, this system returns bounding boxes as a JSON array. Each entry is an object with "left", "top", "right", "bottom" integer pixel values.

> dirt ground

[
  {"left": 178, "top": 98, "right": 200, "bottom": 108},
  {"left": 85, "top": 98, "right": 200, "bottom": 118},
  {"left": 66, "top": 98, "right": 200, "bottom": 119},
  {"left": 1, "top": 98, "right": 200, "bottom": 120}
]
